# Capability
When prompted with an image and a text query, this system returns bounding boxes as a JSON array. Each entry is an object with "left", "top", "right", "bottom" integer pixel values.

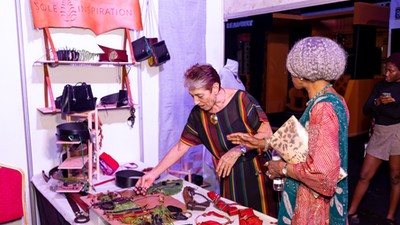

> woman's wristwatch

[{"left": 240, "top": 144, "right": 247, "bottom": 155}]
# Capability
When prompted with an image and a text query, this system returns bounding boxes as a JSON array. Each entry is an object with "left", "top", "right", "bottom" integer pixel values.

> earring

[{"left": 300, "top": 77, "right": 304, "bottom": 81}]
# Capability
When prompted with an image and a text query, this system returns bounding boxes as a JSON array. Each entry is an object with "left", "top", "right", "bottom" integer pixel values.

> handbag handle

[
  {"left": 64, "top": 84, "right": 77, "bottom": 103},
  {"left": 73, "top": 82, "right": 91, "bottom": 101}
]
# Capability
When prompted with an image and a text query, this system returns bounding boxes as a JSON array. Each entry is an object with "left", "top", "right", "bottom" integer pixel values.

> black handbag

[
  {"left": 148, "top": 40, "right": 170, "bottom": 66},
  {"left": 131, "top": 36, "right": 152, "bottom": 62},
  {"left": 99, "top": 90, "right": 128, "bottom": 107},
  {"left": 60, "top": 82, "right": 97, "bottom": 114}
]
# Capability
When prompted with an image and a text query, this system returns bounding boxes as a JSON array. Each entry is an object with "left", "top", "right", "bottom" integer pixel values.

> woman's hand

[
  {"left": 265, "top": 160, "right": 285, "bottom": 179},
  {"left": 216, "top": 147, "right": 242, "bottom": 178},
  {"left": 227, "top": 133, "right": 266, "bottom": 149},
  {"left": 134, "top": 171, "right": 158, "bottom": 195},
  {"left": 379, "top": 95, "right": 396, "bottom": 105}
]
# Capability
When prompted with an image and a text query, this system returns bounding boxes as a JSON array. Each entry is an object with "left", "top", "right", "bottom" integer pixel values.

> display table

[{"left": 31, "top": 164, "right": 277, "bottom": 225}]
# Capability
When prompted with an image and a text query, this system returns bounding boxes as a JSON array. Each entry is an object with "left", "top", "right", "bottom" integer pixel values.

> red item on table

[{"left": 207, "top": 191, "right": 239, "bottom": 216}]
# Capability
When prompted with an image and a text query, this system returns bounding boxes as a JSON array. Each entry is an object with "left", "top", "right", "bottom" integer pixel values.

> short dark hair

[
  {"left": 386, "top": 53, "right": 400, "bottom": 69},
  {"left": 183, "top": 64, "right": 220, "bottom": 90}
]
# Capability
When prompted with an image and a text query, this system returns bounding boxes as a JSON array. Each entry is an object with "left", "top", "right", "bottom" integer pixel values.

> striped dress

[{"left": 180, "top": 90, "right": 278, "bottom": 217}]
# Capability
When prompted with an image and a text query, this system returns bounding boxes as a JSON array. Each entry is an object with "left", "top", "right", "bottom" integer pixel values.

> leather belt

[
  {"left": 207, "top": 191, "right": 239, "bottom": 216},
  {"left": 195, "top": 211, "right": 233, "bottom": 225},
  {"left": 65, "top": 193, "right": 90, "bottom": 223}
]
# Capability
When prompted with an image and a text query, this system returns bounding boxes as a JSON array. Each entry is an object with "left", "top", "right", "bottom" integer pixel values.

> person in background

[
  {"left": 348, "top": 53, "right": 400, "bottom": 225},
  {"left": 135, "top": 63, "right": 278, "bottom": 217},
  {"left": 228, "top": 36, "right": 349, "bottom": 224}
]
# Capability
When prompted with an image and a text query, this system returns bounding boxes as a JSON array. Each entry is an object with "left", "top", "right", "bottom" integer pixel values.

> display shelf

[
  {"left": 56, "top": 140, "right": 81, "bottom": 145},
  {"left": 38, "top": 104, "right": 133, "bottom": 114},
  {"left": 55, "top": 183, "right": 85, "bottom": 193},
  {"left": 57, "top": 109, "right": 100, "bottom": 190},
  {"left": 36, "top": 27, "right": 135, "bottom": 112},
  {"left": 33, "top": 59, "right": 136, "bottom": 67},
  {"left": 58, "top": 155, "right": 89, "bottom": 170}
]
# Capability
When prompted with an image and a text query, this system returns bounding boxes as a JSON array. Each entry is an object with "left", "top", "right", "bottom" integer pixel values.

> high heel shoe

[{"left": 348, "top": 212, "right": 360, "bottom": 225}]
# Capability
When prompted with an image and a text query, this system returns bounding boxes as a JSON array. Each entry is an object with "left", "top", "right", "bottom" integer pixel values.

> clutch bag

[
  {"left": 270, "top": 116, "right": 347, "bottom": 187},
  {"left": 270, "top": 115, "right": 309, "bottom": 164}
]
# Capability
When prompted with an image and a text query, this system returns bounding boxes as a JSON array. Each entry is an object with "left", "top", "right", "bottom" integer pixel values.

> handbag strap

[
  {"left": 72, "top": 82, "right": 91, "bottom": 100},
  {"left": 195, "top": 211, "right": 233, "bottom": 225},
  {"left": 143, "top": 0, "right": 159, "bottom": 39}
]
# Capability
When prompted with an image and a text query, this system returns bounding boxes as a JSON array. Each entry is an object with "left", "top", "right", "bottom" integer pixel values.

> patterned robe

[
  {"left": 278, "top": 93, "right": 349, "bottom": 225},
  {"left": 180, "top": 90, "right": 278, "bottom": 217}
]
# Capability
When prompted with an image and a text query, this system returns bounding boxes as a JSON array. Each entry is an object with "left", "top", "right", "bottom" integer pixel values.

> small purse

[
  {"left": 99, "top": 152, "right": 119, "bottom": 175},
  {"left": 60, "top": 82, "right": 97, "bottom": 114},
  {"left": 148, "top": 40, "right": 170, "bottom": 66},
  {"left": 131, "top": 36, "right": 152, "bottom": 62},
  {"left": 98, "top": 45, "right": 128, "bottom": 62},
  {"left": 269, "top": 115, "right": 309, "bottom": 163}
]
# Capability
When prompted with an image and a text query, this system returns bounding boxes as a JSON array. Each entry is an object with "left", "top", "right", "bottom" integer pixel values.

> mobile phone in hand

[{"left": 382, "top": 92, "right": 391, "bottom": 97}]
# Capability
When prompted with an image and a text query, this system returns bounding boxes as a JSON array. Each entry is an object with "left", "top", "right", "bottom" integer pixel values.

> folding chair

[{"left": 0, "top": 163, "right": 28, "bottom": 225}]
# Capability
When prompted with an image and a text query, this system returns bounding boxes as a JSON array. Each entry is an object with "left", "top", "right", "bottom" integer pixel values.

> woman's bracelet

[{"left": 263, "top": 137, "right": 271, "bottom": 152}]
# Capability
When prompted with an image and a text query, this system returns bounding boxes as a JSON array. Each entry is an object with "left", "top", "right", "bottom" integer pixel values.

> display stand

[
  {"left": 56, "top": 109, "right": 99, "bottom": 190},
  {"left": 29, "top": 0, "right": 144, "bottom": 114},
  {"left": 36, "top": 27, "right": 135, "bottom": 114}
]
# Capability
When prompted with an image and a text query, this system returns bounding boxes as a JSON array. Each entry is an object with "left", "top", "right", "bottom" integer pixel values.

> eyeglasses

[{"left": 127, "top": 107, "right": 136, "bottom": 128}]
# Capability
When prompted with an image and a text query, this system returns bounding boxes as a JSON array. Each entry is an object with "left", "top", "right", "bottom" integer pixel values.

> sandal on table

[{"left": 347, "top": 213, "right": 360, "bottom": 225}]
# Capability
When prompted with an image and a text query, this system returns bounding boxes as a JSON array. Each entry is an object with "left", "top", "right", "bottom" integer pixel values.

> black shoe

[
  {"left": 348, "top": 213, "right": 360, "bottom": 225},
  {"left": 386, "top": 219, "right": 396, "bottom": 225}
]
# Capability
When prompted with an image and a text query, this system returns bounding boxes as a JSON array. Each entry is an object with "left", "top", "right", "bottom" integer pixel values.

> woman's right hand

[
  {"left": 227, "top": 132, "right": 266, "bottom": 149},
  {"left": 379, "top": 95, "right": 395, "bottom": 105},
  {"left": 135, "top": 171, "right": 158, "bottom": 195}
]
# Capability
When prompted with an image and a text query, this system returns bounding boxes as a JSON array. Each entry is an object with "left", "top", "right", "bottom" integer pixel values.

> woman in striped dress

[{"left": 136, "top": 64, "right": 278, "bottom": 217}]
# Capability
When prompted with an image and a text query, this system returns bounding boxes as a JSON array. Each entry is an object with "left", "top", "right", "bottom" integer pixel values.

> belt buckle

[{"left": 74, "top": 211, "right": 90, "bottom": 223}]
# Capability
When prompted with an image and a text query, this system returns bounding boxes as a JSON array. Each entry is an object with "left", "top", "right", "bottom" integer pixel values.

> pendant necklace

[
  {"left": 210, "top": 113, "right": 218, "bottom": 125},
  {"left": 209, "top": 88, "right": 226, "bottom": 125},
  {"left": 306, "top": 84, "right": 332, "bottom": 106}
]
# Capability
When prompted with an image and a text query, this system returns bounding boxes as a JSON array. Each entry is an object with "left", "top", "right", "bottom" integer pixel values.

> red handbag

[{"left": 99, "top": 152, "right": 119, "bottom": 175}]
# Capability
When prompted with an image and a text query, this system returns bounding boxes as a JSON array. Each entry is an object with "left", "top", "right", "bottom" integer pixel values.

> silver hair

[{"left": 286, "top": 37, "right": 347, "bottom": 81}]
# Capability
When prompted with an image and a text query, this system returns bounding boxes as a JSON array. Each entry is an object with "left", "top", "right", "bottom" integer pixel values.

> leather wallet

[{"left": 98, "top": 45, "right": 128, "bottom": 62}]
